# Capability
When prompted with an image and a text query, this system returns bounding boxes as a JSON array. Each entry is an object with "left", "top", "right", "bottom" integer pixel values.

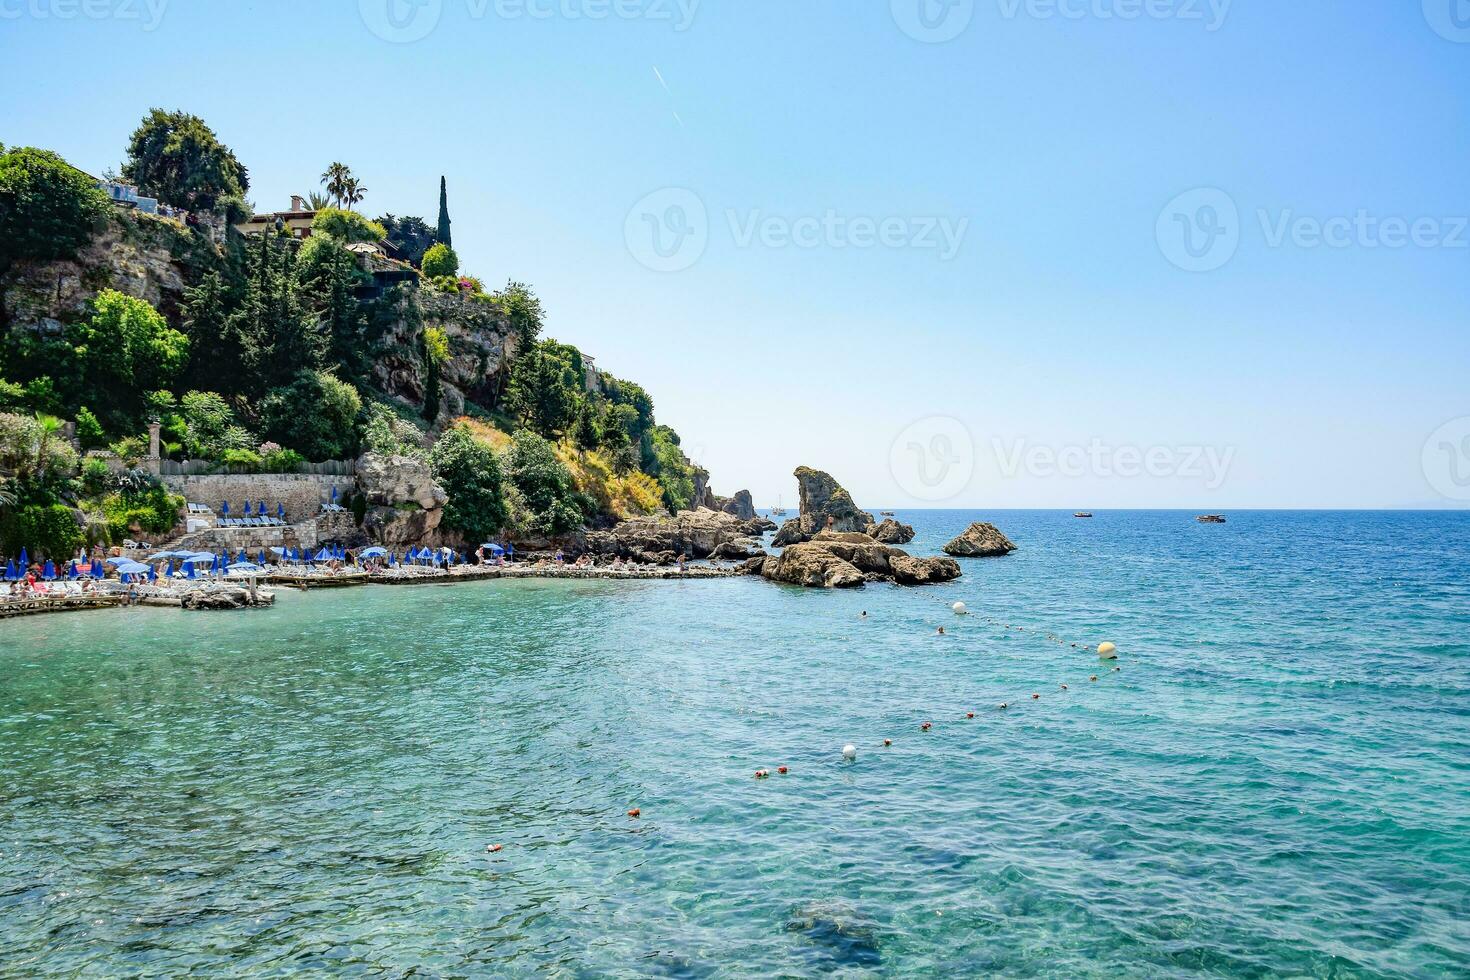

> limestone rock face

[
  {"left": 355, "top": 452, "right": 448, "bottom": 546},
  {"left": 586, "top": 508, "right": 766, "bottom": 563},
  {"left": 866, "top": 518, "right": 916, "bottom": 544},
  {"left": 771, "top": 467, "right": 876, "bottom": 546},
  {"left": 942, "top": 522, "right": 1017, "bottom": 558},
  {"left": 761, "top": 543, "right": 865, "bottom": 589},
  {"left": 716, "top": 490, "right": 757, "bottom": 520}
]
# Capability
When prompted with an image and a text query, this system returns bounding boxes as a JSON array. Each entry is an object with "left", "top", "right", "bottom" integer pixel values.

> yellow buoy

[{"left": 1098, "top": 641, "right": 1118, "bottom": 660}]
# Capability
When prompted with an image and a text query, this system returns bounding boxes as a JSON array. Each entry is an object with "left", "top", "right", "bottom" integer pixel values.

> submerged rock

[
  {"left": 180, "top": 587, "right": 274, "bottom": 611},
  {"left": 943, "top": 522, "right": 1017, "bottom": 558},
  {"left": 784, "top": 900, "right": 883, "bottom": 969}
]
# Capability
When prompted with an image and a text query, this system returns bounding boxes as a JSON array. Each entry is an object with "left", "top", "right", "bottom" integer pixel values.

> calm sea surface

[{"left": 2, "top": 511, "right": 1468, "bottom": 977}]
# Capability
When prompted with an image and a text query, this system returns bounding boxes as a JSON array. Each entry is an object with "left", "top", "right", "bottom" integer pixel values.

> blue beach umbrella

[
  {"left": 259, "top": 500, "right": 267, "bottom": 515},
  {"left": 360, "top": 546, "right": 388, "bottom": 559},
  {"left": 5, "top": 560, "right": 17, "bottom": 581},
  {"left": 91, "top": 559, "right": 104, "bottom": 577},
  {"left": 278, "top": 503, "right": 286, "bottom": 520},
  {"left": 148, "top": 563, "right": 158, "bottom": 582},
  {"left": 19, "top": 547, "right": 29, "bottom": 569},
  {"left": 221, "top": 500, "right": 229, "bottom": 516},
  {"left": 42, "top": 560, "right": 56, "bottom": 580},
  {"left": 184, "top": 561, "right": 196, "bottom": 579},
  {"left": 331, "top": 486, "right": 339, "bottom": 504}
]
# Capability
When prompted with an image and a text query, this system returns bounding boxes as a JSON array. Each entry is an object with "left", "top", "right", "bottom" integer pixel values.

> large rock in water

[
  {"left": 866, "top": 518, "right": 916, "bottom": 544},
  {"left": 761, "top": 543, "right": 866, "bottom": 588},
  {"left": 586, "top": 508, "right": 768, "bottom": 562},
  {"left": 760, "top": 531, "right": 960, "bottom": 589},
  {"left": 772, "top": 467, "right": 876, "bottom": 546},
  {"left": 943, "top": 522, "right": 1017, "bottom": 557},
  {"left": 715, "top": 489, "right": 757, "bottom": 520}
]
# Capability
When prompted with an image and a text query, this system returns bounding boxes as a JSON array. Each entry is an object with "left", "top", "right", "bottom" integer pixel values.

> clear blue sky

[{"left": 5, "top": 0, "right": 1468, "bottom": 508}]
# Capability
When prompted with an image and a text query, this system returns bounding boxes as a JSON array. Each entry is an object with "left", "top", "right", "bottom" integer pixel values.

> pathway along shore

[{"left": 0, "top": 563, "right": 744, "bottom": 619}]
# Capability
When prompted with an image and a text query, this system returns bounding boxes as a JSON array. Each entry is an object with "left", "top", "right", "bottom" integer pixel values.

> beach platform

[{"left": 0, "top": 593, "right": 126, "bottom": 618}]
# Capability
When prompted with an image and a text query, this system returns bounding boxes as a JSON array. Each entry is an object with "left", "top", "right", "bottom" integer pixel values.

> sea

[{"left": 1, "top": 510, "right": 1467, "bottom": 977}]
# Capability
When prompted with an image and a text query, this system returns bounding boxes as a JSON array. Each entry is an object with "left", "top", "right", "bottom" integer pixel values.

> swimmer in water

[
  {"left": 936, "top": 626, "right": 946, "bottom": 636},
  {"left": 860, "top": 611, "right": 868, "bottom": 619}
]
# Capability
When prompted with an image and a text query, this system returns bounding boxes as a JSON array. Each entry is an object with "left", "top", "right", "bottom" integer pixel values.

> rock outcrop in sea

[
  {"left": 942, "top": 522, "right": 1017, "bottom": 557},
  {"left": 586, "top": 508, "right": 772, "bottom": 564},
  {"left": 755, "top": 531, "right": 959, "bottom": 588},
  {"left": 866, "top": 518, "right": 916, "bottom": 544},
  {"left": 772, "top": 467, "right": 877, "bottom": 546}
]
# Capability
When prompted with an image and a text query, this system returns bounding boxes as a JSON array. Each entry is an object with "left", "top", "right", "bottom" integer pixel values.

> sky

[{"left": 4, "top": 0, "right": 1469, "bottom": 509}]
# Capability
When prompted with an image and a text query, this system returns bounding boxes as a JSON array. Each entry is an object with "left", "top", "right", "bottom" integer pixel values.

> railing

[{"left": 159, "top": 459, "right": 357, "bottom": 477}]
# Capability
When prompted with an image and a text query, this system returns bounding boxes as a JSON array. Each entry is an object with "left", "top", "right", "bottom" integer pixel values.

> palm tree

[
  {"left": 305, "top": 191, "right": 332, "bottom": 211},
  {"left": 321, "top": 163, "right": 352, "bottom": 208},
  {"left": 0, "top": 478, "right": 15, "bottom": 512},
  {"left": 32, "top": 414, "right": 63, "bottom": 480},
  {"left": 342, "top": 177, "right": 367, "bottom": 210}
]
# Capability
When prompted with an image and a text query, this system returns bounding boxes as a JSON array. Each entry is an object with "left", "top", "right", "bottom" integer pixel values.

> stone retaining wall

[{"left": 161, "top": 473, "right": 357, "bottom": 524}]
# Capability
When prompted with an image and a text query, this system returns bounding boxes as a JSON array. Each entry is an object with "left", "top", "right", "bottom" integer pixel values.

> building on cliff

[{"left": 235, "top": 196, "right": 316, "bottom": 239}]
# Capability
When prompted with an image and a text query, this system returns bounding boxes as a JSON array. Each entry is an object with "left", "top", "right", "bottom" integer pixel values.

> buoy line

[{"left": 922, "top": 592, "right": 1110, "bottom": 654}]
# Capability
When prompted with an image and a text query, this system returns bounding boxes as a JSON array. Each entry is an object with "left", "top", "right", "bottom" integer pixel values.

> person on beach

[{"left": 555, "top": 549, "right": 564, "bottom": 564}]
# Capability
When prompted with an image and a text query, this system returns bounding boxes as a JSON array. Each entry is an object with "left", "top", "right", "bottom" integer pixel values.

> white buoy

[
  {"left": 842, "top": 744, "right": 857, "bottom": 760},
  {"left": 1097, "top": 641, "right": 1118, "bottom": 660},
  {"left": 952, "top": 601, "right": 968, "bottom": 615}
]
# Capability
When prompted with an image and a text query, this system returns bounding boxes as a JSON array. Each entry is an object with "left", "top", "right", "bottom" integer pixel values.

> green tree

[
  {"left": 504, "top": 430, "right": 585, "bottom": 535},
  {"left": 177, "top": 391, "right": 254, "bottom": 459},
  {"left": 180, "top": 271, "right": 253, "bottom": 392},
  {"left": 320, "top": 162, "right": 352, "bottom": 209},
  {"left": 421, "top": 242, "right": 459, "bottom": 279},
  {"left": 0, "top": 146, "right": 110, "bottom": 279},
  {"left": 259, "top": 370, "right": 362, "bottom": 461},
  {"left": 312, "top": 207, "right": 386, "bottom": 243},
  {"left": 72, "top": 290, "right": 188, "bottom": 428},
  {"left": 377, "top": 214, "right": 437, "bottom": 267},
  {"left": 296, "top": 235, "right": 370, "bottom": 383},
  {"left": 494, "top": 281, "right": 544, "bottom": 350},
  {"left": 505, "top": 341, "right": 581, "bottom": 438},
  {"left": 430, "top": 426, "right": 508, "bottom": 543},
  {"left": 75, "top": 406, "right": 106, "bottom": 450},
  {"left": 122, "top": 109, "right": 249, "bottom": 211},
  {"left": 436, "top": 175, "right": 452, "bottom": 246}
]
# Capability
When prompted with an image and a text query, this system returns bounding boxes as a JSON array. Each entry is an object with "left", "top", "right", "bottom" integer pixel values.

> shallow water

[{"left": 2, "top": 511, "right": 1468, "bottom": 977}]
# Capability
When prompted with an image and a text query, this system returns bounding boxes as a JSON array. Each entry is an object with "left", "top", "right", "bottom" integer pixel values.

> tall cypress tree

[{"left": 436, "top": 176, "right": 452, "bottom": 247}]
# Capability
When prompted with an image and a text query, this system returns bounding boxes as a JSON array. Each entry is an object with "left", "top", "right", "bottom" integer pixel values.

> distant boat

[
  {"left": 1074, "top": 512, "right": 1093, "bottom": 518},
  {"left": 1197, "top": 514, "right": 1227, "bottom": 524},
  {"left": 880, "top": 511, "right": 895, "bottom": 517},
  {"left": 771, "top": 495, "right": 787, "bottom": 517}
]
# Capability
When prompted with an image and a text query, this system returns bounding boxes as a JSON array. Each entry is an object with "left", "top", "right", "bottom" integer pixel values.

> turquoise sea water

[{"left": 2, "top": 510, "right": 1468, "bottom": 977}]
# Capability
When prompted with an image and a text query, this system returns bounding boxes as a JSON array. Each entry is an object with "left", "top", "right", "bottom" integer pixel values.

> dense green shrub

[
  {"left": 1, "top": 504, "right": 83, "bottom": 559},
  {"left": 311, "top": 207, "right": 387, "bottom": 243},
  {"left": 101, "top": 484, "right": 180, "bottom": 542},
  {"left": 75, "top": 407, "right": 106, "bottom": 449},
  {"left": 430, "top": 426, "right": 507, "bottom": 543},
  {"left": 259, "top": 370, "right": 362, "bottom": 461},
  {"left": 0, "top": 146, "right": 110, "bottom": 275},
  {"left": 421, "top": 242, "right": 459, "bottom": 279},
  {"left": 122, "top": 109, "right": 248, "bottom": 211},
  {"left": 503, "top": 430, "right": 585, "bottom": 536},
  {"left": 219, "top": 448, "right": 263, "bottom": 471},
  {"left": 80, "top": 458, "right": 111, "bottom": 496}
]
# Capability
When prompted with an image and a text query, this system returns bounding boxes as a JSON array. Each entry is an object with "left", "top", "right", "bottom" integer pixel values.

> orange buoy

[
  {"left": 627, "top": 808, "right": 641, "bottom": 818},
  {"left": 486, "top": 844, "right": 503, "bottom": 853},
  {"left": 755, "top": 769, "right": 769, "bottom": 778},
  {"left": 1031, "top": 693, "right": 1040, "bottom": 700},
  {"left": 777, "top": 766, "right": 788, "bottom": 775},
  {"left": 966, "top": 711, "right": 975, "bottom": 719},
  {"left": 883, "top": 738, "right": 893, "bottom": 747}
]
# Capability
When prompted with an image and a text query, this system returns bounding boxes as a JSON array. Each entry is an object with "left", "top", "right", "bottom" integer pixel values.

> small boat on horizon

[
  {"left": 1197, "top": 514, "right": 1227, "bottom": 524},
  {"left": 1074, "top": 512, "right": 1093, "bottom": 518},
  {"left": 771, "top": 495, "right": 787, "bottom": 517},
  {"left": 880, "top": 511, "right": 895, "bottom": 517}
]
